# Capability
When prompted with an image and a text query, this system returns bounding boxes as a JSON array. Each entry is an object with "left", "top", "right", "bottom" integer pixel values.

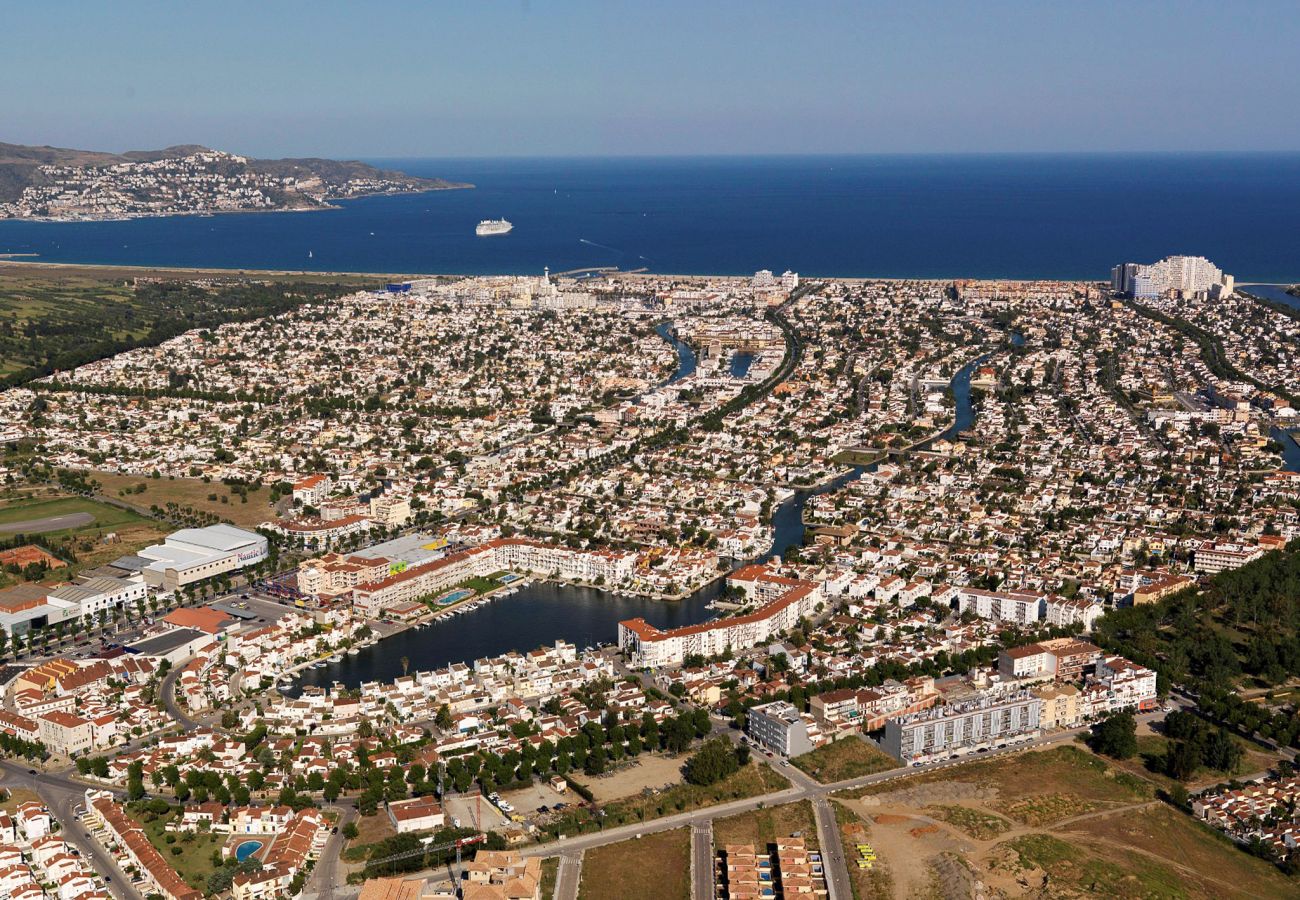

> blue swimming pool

[
  {"left": 235, "top": 840, "right": 262, "bottom": 862},
  {"left": 437, "top": 589, "right": 474, "bottom": 606}
]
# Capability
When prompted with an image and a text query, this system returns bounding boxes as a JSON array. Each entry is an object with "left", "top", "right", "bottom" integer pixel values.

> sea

[{"left": 1, "top": 153, "right": 1298, "bottom": 282}]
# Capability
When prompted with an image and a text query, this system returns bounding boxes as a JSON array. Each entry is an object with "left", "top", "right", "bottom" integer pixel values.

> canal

[
  {"left": 296, "top": 344, "right": 986, "bottom": 689},
  {"left": 656, "top": 321, "right": 696, "bottom": 384}
]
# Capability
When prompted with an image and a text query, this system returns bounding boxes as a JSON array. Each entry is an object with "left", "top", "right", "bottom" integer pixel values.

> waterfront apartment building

[
  {"left": 882, "top": 691, "right": 1043, "bottom": 762},
  {"left": 349, "top": 538, "right": 637, "bottom": 615},
  {"left": 618, "top": 566, "right": 822, "bottom": 667},
  {"left": 1111, "top": 255, "right": 1233, "bottom": 299},
  {"left": 747, "top": 700, "right": 822, "bottom": 757}
]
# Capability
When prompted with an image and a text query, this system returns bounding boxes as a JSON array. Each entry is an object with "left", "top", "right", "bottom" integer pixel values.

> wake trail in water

[{"left": 578, "top": 237, "right": 625, "bottom": 255}]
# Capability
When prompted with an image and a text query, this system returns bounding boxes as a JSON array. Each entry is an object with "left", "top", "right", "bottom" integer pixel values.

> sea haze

[{"left": 1, "top": 154, "right": 1297, "bottom": 281}]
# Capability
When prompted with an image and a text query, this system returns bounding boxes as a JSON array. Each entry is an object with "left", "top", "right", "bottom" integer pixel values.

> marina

[{"left": 288, "top": 347, "right": 985, "bottom": 692}]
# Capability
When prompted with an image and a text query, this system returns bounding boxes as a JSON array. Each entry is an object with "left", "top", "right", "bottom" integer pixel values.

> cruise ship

[{"left": 476, "top": 218, "right": 513, "bottom": 236}]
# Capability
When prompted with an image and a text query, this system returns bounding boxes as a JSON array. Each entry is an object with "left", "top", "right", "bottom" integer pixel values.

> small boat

[{"left": 347, "top": 648, "right": 360, "bottom": 656}]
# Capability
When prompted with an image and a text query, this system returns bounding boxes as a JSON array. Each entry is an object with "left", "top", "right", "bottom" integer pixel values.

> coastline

[
  {"left": 0, "top": 181, "right": 474, "bottom": 225},
  {"left": 1, "top": 257, "right": 1297, "bottom": 287}
]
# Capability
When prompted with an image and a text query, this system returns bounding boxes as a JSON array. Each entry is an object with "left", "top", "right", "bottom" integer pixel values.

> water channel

[{"left": 294, "top": 333, "right": 985, "bottom": 690}]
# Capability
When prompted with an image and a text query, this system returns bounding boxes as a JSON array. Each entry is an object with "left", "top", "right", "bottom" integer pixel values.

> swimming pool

[
  {"left": 235, "top": 840, "right": 263, "bottom": 862},
  {"left": 436, "top": 589, "right": 474, "bottom": 606}
]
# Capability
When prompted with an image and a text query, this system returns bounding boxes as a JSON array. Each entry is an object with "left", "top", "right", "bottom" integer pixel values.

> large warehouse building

[{"left": 138, "top": 524, "right": 268, "bottom": 591}]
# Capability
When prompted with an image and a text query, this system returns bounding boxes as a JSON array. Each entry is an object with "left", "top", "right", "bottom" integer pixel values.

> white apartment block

[
  {"left": 747, "top": 700, "right": 822, "bottom": 757},
  {"left": 619, "top": 568, "right": 822, "bottom": 667},
  {"left": 1194, "top": 540, "right": 1264, "bottom": 575},
  {"left": 954, "top": 587, "right": 1045, "bottom": 626},
  {"left": 882, "top": 691, "right": 1042, "bottom": 762}
]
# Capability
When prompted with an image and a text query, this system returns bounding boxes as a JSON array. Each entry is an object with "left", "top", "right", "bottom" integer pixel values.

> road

[
  {"left": 554, "top": 851, "right": 582, "bottom": 900},
  {"left": 690, "top": 820, "right": 713, "bottom": 900},
  {"left": 0, "top": 759, "right": 142, "bottom": 900},
  {"left": 812, "top": 796, "right": 850, "bottom": 900},
  {"left": 303, "top": 805, "right": 355, "bottom": 900},
  {"left": 520, "top": 713, "right": 1169, "bottom": 879}
]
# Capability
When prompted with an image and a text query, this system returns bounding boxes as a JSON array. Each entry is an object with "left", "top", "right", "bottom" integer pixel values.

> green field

[
  {"left": 713, "top": 799, "right": 818, "bottom": 850},
  {"left": 0, "top": 491, "right": 166, "bottom": 580},
  {"left": 131, "top": 803, "right": 226, "bottom": 893},
  {"left": 0, "top": 494, "right": 151, "bottom": 530}
]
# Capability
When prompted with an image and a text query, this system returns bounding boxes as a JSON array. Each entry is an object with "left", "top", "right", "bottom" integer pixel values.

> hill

[{"left": 0, "top": 141, "right": 470, "bottom": 216}]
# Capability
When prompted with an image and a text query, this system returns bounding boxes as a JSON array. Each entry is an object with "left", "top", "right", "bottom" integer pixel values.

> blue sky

[{"left": 2, "top": 1, "right": 1297, "bottom": 157}]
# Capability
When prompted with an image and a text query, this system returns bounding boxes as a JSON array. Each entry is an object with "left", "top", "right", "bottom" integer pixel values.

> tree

[
  {"left": 584, "top": 745, "right": 607, "bottom": 776},
  {"left": 684, "top": 738, "right": 742, "bottom": 786},
  {"left": 1089, "top": 712, "right": 1138, "bottom": 759},
  {"left": 435, "top": 704, "right": 453, "bottom": 731},
  {"left": 342, "top": 821, "right": 359, "bottom": 840}
]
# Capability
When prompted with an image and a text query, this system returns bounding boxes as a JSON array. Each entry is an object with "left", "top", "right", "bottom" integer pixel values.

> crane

[{"left": 366, "top": 832, "right": 487, "bottom": 883}]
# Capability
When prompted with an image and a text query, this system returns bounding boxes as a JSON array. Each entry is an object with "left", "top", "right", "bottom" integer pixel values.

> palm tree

[{"left": 401, "top": 656, "right": 410, "bottom": 677}]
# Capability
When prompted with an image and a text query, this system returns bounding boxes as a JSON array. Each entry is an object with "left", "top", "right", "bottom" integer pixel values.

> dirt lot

[
  {"left": 585, "top": 753, "right": 686, "bottom": 803},
  {"left": 444, "top": 793, "right": 510, "bottom": 832},
  {"left": 830, "top": 745, "right": 1295, "bottom": 899},
  {"left": 577, "top": 828, "right": 691, "bottom": 900}
]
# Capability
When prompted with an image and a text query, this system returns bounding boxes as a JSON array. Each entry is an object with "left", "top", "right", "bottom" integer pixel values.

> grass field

[
  {"left": 0, "top": 494, "right": 150, "bottom": 529},
  {"left": 1062, "top": 804, "right": 1298, "bottom": 899},
  {"left": 712, "top": 800, "right": 818, "bottom": 850},
  {"left": 576, "top": 828, "right": 690, "bottom": 900},
  {"left": 846, "top": 744, "right": 1152, "bottom": 826},
  {"left": 133, "top": 804, "right": 226, "bottom": 893},
  {"left": 0, "top": 263, "right": 383, "bottom": 387},
  {"left": 1129, "top": 732, "right": 1280, "bottom": 791},
  {"left": 791, "top": 738, "right": 898, "bottom": 783},
  {"left": 0, "top": 491, "right": 167, "bottom": 579},
  {"left": 924, "top": 804, "right": 1012, "bottom": 840},
  {"left": 91, "top": 471, "right": 279, "bottom": 529}
]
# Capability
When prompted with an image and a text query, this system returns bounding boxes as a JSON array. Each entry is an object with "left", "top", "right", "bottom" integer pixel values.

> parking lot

[
  {"left": 444, "top": 793, "right": 510, "bottom": 832},
  {"left": 207, "top": 590, "right": 297, "bottom": 625}
]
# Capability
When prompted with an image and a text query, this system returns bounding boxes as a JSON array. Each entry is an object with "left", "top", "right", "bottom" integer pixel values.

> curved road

[{"left": 0, "top": 760, "right": 141, "bottom": 900}]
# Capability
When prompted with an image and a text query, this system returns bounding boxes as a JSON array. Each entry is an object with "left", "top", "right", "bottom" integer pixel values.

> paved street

[
  {"left": 812, "top": 796, "right": 850, "bottom": 900},
  {"left": 0, "top": 760, "right": 141, "bottom": 900},
  {"left": 554, "top": 851, "right": 582, "bottom": 900},
  {"left": 691, "top": 820, "right": 713, "bottom": 900}
]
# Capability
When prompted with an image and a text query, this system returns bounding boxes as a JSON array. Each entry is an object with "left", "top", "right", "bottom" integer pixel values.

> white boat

[
  {"left": 476, "top": 218, "right": 513, "bottom": 236},
  {"left": 347, "top": 648, "right": 360, "bottom": 656}
]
